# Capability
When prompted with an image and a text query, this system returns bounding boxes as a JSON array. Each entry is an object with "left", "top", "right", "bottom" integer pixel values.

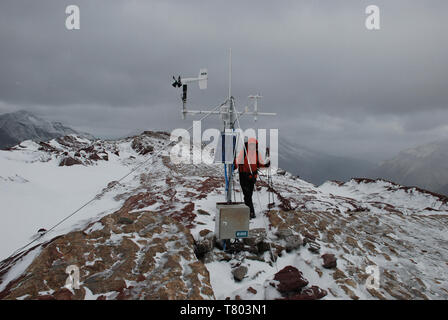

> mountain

[
  {"left": 279, "top": 139, "right": 374, "bottom": 185},
  {"left": 0, "top": 132, "right": 447, "bottom": 300},
  {"left": 0, "top": 110, "right": 94, "bottom": 149},
  {"left": 369, "top": 139, "right": 448, "bottom": 196}
]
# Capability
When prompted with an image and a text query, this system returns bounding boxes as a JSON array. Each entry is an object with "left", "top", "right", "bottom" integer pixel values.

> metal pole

[
  {"left": 226, "top": 96, "right": 235, "bottom": 203},
  {"left": 225, "top": 49, "right": 234, "bottom": 203},
  {"left": 229, "top": 48, "right": 232, "bottom": 101}
]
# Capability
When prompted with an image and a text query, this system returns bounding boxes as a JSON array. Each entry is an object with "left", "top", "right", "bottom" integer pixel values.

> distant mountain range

[
  {"left": 280, "top": 137, "right": 448, "bottom": 196},
  {"left": 0, "top": 110, "right": 93, "bottom": 149},
  {"left": 279, "top": 138, "right": 375, "bottom": 186},
  {"left": 2, "top": 110, "right": 447, "bottom": 196},
  {"left": 369, "top": 139, "right": 448, "bottom": 196}
]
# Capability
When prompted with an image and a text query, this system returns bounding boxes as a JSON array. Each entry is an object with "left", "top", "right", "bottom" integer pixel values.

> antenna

[
  {"left": 171, "top": 51, "right": 276, "bottom": 202},
  {"left": 229, "top": 48, "right": 232, "bottom": 100}
]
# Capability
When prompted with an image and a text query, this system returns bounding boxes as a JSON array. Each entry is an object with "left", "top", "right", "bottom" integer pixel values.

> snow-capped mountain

[
  {"left": 0, "top": 110, "right": 93, "bottom": 149},
  {"left": 370, "top": 139, "right": 448, "bottom": 196},
  {"left": 0, "top": 132, "right": 447, "bottom": 300}
]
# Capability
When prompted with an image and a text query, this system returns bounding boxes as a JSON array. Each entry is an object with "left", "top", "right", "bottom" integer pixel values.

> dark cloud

[{"left": 1, "top": 0, "right": 447, "bottom": 160}]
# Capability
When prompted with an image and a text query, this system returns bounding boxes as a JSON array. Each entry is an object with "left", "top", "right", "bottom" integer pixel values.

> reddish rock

[
  {"left": 59, "top": 157, "right": 82, "bottom": 167},
  {"left": 321, "top": 253, "right": 337, "bottom": 269},
  {"left": 53, "top": 288, "right": 74, "bottom": 300},
  {"left": 273, "top": 266, "right": 309, "bottom": 294},
  {"left": 96, "top": 295, "right": 106, "bottom": 300},
  {"left": 247, "top": 287, "right": 257, "bottom": 294},
  {"left": 89, "top": 153, "right": 101, "bottom": 161},
  {"left": 287, "top": 286, "right": 328, "bottom": 300},
  {"left": 136, "top": 274, "right": 146, "bottom": 282}
]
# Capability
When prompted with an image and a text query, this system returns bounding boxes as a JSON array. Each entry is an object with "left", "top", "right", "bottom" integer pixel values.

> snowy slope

[{"left": 0, "top": 132, "right": 447, "bottom": 300}]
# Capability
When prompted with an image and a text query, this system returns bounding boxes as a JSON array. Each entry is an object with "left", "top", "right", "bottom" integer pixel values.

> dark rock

[
  {"left": 307, "top": 241, "right": 321, "bottom": 254},
  {"left": 244, "top": 228, "right": 267, "bottom": 246},
  {"left": 117, "top": 217, "right": 134, "bottom": 225},
  {"left": 287, "top": 286, "right": 328, "bottom": 300},
  {"left": 197, "top": 209, "right": 210, "bottom": 216},
  {"left": 276, "top": 169, "right": 286, "bottom": 175},
  {"left": 53, "top": 288, "right": 74, "bottom": 300},
  {"left": 273, "top": 266, "right": 308, "bottom": 294},
  {"left": 89, "top": 152, "right": 101, "bottom": 161},
  {"left": 59, "top": 157, "right": 82, "bottom": 167},
  {"left": 131, "top": 137, "right": 154, "bottom": 155},
  {"left": 247, "top": 287, "right": 257, "bottom": 294},
  {"left": 100, "top": 152, "right": 109, "bottom": 161},
  {"left": 232, "top": 266, "right": 248, "bottom": 282},
  {"left": 194, "top": 229, "right": 214, "bottom": 260},
  {"left": 257, "top": 241, "right": 271, "bottom": 254},
  {"left": 321, "top": 253, "right": 337, "bottom": 269}
]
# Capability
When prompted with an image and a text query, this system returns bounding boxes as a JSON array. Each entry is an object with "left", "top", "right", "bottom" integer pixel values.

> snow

[
  {"left": 1, "top": 133, "right": 447, "bottom": 300},
  {"left": 0, "top": 245, "right": 42, "bottom": 292},
  {"left": 0, "top": 137, "right": 148, "bottom": 261}
]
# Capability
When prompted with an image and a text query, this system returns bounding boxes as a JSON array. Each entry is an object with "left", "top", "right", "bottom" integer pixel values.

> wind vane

[{"left": 172, "top": 49, "right": 277, "bottom": 241}]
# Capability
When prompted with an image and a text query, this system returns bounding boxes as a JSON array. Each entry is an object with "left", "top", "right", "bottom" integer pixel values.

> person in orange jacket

[{"left": 234, "top": 137, "right": 270, "bottom": 218}]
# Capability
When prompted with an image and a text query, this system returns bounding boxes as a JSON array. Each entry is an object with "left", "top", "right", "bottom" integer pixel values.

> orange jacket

[{"left": 234, "top": 138, "right": 269, "bottom": 176}]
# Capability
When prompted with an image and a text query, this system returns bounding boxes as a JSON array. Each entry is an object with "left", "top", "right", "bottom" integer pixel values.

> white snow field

[{"left": 1, "top": 133, "right": 448, "bottom": 299}]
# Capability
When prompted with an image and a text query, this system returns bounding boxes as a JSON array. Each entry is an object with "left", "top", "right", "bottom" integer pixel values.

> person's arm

[{"left": 257, "top": 149, "right": 270, "bottom": 168}]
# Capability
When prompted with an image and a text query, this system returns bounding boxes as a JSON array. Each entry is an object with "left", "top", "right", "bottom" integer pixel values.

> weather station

[{"left": 172, "top": 49, "right": 276, "bottom": 245}]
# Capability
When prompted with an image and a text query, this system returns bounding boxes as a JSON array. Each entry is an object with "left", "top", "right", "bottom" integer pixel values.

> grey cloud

[{"left": 0, "top": 0, "right": 447, "bottom": 162}]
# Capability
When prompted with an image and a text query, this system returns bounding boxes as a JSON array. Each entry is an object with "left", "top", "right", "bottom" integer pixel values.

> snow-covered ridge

[
  {"left": 0, "top": 132, "right": 447, "bottom": 300},
  {"left": 318, "top": 178, "right": 448, "bottom": 215}
]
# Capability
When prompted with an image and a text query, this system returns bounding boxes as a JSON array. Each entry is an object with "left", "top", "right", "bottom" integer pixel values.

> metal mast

[{"left": 172, "top": 49, "right": 276, "bottom": 203}]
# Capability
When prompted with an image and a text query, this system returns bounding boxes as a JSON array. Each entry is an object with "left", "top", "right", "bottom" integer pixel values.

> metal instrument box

[{"left": 215, "top": 202, "right": 250, "bottom": 240}]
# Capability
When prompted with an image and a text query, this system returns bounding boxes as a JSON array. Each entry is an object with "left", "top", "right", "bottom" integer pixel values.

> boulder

[
  {"left": 232, "top": 266, "right": 248, "bottom": 282},
  {"left": 276, "top": 169, "right": 286, "bottom": 175},
  {"left": 276, "top": 228, "right": 303, "bottom": 252},
  {"left": 287, "top": 286, "right": 327, "bottom": 300},
  {"left": 321, "top": 253, "right": 337, "bottom": 269},
  {"left": 59, "top": 157, "right": 82, "bottom": 167},
  {"left": 194, "top": 229, "right": 215, "bottom": 260},
  {"left": 284, "top": 234, "right": 303, "bottom": 252},
  {"left": 243, "top": 228, "right": 267, "bottom": 247},
  {"left": 273, "top": 266, "right": 308, "bottom": 294}
]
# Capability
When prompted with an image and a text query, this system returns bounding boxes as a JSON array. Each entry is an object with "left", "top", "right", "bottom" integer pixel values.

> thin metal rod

[{"left": 229, "top": 48, "right": 232, "bottom": 100}]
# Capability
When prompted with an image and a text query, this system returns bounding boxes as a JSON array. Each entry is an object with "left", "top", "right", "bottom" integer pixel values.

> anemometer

[{"left": 172, "top": 49, "right": 276, "bottom": 241}]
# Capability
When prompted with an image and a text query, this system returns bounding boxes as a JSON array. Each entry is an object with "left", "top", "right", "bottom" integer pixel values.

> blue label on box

[{"left": 235, "top": 231, "right": 248, "bottom": 238}]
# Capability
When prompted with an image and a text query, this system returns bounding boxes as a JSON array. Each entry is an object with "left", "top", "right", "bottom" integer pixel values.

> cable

[{"left": 4, "top": 101, "right": 227, "bottom": 262}]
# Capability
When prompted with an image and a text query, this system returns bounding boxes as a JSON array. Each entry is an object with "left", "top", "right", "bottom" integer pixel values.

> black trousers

[{"left": 239, "top": 172, "right": 256, "bottom": 217}]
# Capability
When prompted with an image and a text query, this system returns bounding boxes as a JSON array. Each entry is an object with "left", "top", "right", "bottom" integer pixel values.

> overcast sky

[{"left": 1, "top": 0, "right": 447, "bottom": 162}]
